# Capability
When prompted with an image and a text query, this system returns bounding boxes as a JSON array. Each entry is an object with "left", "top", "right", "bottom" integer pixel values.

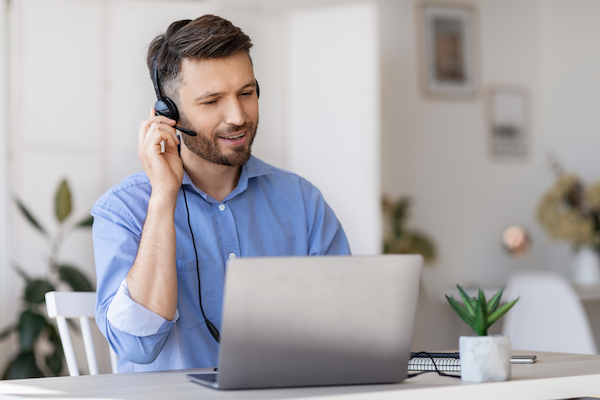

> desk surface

[{"left": 1, "top": 351, "right": 599, "bottom": 400}]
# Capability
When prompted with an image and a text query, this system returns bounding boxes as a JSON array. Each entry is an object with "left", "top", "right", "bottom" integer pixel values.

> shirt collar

[{"left": 181, "top": 155, "right": 273, "bottom": 202}]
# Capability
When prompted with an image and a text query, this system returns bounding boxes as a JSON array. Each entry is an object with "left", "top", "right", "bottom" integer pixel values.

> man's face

[{"left": 176, "top": 51, "right": 259, "bottom": 167}]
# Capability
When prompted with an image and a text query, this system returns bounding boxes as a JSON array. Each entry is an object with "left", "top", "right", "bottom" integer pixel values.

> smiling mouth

[{"left": 221, "top": 131, "right": 246, "bottom": 140}]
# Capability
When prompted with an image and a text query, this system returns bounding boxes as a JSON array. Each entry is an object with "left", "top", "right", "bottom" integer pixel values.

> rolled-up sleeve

[
  {"left": 108, "top": 278, "right": 178, "bottom": 336},
  {"left": 92, "top": 199, "right": 175, "bottom": 365}
]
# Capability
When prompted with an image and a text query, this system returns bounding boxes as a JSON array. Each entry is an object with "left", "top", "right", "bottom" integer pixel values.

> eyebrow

[{"left": 194, "top": 80, "right": 257, "bottom": 102}]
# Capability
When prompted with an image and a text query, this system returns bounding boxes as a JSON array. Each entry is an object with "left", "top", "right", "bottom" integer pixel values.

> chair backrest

[
  {"left": 502, "top": 270, "right": 597, "bottom": 355},
  {"left": 45, "top": 291, "right": 118, "bottom": 376}
]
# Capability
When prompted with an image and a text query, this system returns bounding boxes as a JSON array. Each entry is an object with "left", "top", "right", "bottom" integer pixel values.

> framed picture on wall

[
  {"left": 487, "top": 86, "right": 529, "bottom": 159},
  {"left": 417, "top": 2, "right": 479, "bottom": 99}
]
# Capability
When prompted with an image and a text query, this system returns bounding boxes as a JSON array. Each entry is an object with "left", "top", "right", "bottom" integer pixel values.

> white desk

[{"left": 0, "top": 352, "right": 599, "bottom": 400}]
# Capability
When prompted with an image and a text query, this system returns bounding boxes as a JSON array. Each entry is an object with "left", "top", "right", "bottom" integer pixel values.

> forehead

[{"left": 179, "top": 52, "right": 254, "bottom": 94}]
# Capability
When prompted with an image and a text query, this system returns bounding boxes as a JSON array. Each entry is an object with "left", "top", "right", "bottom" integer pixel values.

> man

[{"left": 93, "top": 15, "right": 350, "bottom": 373}]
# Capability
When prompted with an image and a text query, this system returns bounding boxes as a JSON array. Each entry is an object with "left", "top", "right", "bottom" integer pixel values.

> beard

[{"left": 178, "top": 111, "right": 258, "bottom": 167}]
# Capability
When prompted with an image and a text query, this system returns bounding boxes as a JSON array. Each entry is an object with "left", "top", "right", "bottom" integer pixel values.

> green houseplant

[
  {"left": 0, "top": 179, "right": 94, "bottom": 379},
  {"left": 445, "top": 285, "right": 519, "bottom": 382},
  {"left": 382, "top": 196, "right": 436, "bottom": 262}
]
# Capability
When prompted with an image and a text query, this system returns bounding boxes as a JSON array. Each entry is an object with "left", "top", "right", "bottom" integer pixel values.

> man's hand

[{"left": 138, "top": 108, "right": 183, "bottom": 198}]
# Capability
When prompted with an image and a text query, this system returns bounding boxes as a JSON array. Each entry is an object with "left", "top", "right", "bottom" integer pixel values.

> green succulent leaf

[
  {"left": 488, "top": 297, "right": 520, "bottom": 327},
  {"left": 486, "top": 286, "right": 505, "bottom": 315},
  {"left": 475, "top": 290, "right": 488, "bottom": 336},
  {"left": 55, "top": 179, "right": 72, "bottom": 222},
  {"left": 2, "top": 351, "right": 45, "bottom": 379},
  {"left": 24, "top": 279, "right": 55, "bottom": 304},
  {"left": 15, "top": 198, "right": 48, "bottom": 237},
  {"left": 445, "top": 295, "right": 475, "bottom": 329},
  {"left": 75, "top": 215, "right": 94, "bottom": 228},
  {"left": 57, "top": 265, "right": 94, "bottom": 292},
  {"left": 457, "top": 285, "right": 476, "bottom": 316},
  {"left": 19, "top": 311, "right": 47, "bottom": 352},
  {"left": 0, "top": 324, "right": 16, "bottom": 341}
]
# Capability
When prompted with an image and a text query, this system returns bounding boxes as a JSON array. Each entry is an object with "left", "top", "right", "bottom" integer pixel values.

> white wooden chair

[
  {"left": 45, "top": 291, "right": 118, "bottom": 376},
  {"left": 502, "top": 270, "right": 598, "bottom": 355}
]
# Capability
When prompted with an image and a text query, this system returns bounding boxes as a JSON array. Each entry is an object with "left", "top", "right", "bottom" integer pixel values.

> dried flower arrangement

[{"left": 537, "top": 174, "right": 600, "bottom": 250}]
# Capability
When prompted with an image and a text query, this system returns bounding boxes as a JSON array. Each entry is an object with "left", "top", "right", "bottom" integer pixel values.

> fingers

[
  {"left": 139, "top": 109, "right": 179, "bottom": 148},
  {"left": 146, "top": 122, "right": 179, "bottom": 148}
]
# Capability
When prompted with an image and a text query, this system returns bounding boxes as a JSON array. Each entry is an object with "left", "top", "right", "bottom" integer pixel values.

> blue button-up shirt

[{"left": 92, "top": 156, "right": 351, "bottom": 373}]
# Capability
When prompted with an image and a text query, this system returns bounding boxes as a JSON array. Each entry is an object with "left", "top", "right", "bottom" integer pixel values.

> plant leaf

[
  {"left": 12, "top": 263, "right": 31, "bottom": 283},
  {"left": 45, "top": 324, "right": 64, "bottom": 377},
  {"left": 45, "top": 348, "right": 63, "bottom": 377},
  {"left": 24, "top": 279, "right": 55, "bottom": 304},
  {"left": 19, "top": 311, "right": 47, "bottom": 352},
  {"left": 0, "top": 324, "right": 16, "bottom": 341},
  {"left": 75, "top": 215, "right": 94, "bottom": 228},
  {"left": 486, "top": 286, "right": 505, "bottom": 315},
  {"left": 2, "top": 351, "right": 45, "bottom": 379},
  {"left": 488, "top": 297, "right": 520, "bottom": 327},
  {"left": 55, "top": 179, "right": 72, "bottom": 222},
  {"left": 405, "top": 232, "right": 436, "bottom": 261},
  {"left": 475, "top": 290, "right": 488, "bottom": 336},
  {"left": 457, "top": 285, "right": 476, "bottom": 316},
  {"left": 445, "top": 295, "right": 475, "bottom": 329},
  {"left": 57, "top": 265, "right": 94, "bottom": 291},
  {"left": 15, "top": 198, "right": 48, "bottom": 237}
]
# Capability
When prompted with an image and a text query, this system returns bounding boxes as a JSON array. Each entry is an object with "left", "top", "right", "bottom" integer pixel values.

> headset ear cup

[
  {"left": 154, "top": 97, "right": 180, "bottom": 121},
  {"left": 255, "top": 79, "right": 260, "bottom": 99}
]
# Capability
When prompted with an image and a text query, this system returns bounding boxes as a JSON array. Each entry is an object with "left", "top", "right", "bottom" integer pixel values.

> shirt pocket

[{"left": 175, "top": 259, "right": 217, "bottom": 330}]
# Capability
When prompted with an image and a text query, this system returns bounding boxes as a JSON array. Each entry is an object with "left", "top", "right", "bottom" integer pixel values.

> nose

[{"left": 223, "top": 98, "right": 245, "bottom": 127}]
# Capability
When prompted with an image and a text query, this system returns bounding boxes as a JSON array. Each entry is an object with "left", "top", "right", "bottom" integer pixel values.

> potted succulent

[{"left": 445, "top": 285, "right": 519, "bottom": 382}]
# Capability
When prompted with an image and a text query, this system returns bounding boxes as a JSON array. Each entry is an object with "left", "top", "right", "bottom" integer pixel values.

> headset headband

[{"left": 152, "top": 59, "right": 164, "bottom": 100}]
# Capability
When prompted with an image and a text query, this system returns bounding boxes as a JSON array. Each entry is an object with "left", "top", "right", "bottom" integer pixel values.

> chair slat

[
  {"left": 56, "top": 315, "right": 79, "bottom": 376},
  {"left": 45, "top": 291, "right": 118, "bottom": 375}
]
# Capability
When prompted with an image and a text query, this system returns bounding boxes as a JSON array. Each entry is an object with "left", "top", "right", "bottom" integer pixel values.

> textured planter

[{"left": 459, "top": 335, "right": 511, "bottom": 382}]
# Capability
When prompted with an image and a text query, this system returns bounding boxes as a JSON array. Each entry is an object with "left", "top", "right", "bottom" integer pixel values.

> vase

[
  {"left": 459, "top": 335, "right": 511, "bottom": 382},
  {"left": 573, "top": 246, "right": 600, "bottom": 287}
]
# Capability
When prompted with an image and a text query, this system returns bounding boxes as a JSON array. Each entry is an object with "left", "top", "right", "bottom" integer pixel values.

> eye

[
  {"left": 203, "top": 100, "right": 217, "bottom": 106},
  {"left": 240, "top": 91, "right": 253, "bottom": 97}
]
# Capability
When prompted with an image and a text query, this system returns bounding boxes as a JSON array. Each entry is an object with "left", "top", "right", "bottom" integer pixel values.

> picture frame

[
  {"left": 487, "top": 86, "right": 529, "bottom": 160},
  {"left": 417, "top": 2, "right": 479, "bottom": 99}
]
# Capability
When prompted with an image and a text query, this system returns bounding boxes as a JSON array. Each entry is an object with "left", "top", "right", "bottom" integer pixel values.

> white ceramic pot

[
  {"left": 573, "top": 247, "right": 600, "bottom": 287},
  {"left": 459, "top": 335, "right": 511, "bottom": 382}
]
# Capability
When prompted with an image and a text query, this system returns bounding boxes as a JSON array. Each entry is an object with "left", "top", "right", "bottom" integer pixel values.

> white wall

[
  {"left": 286, "top": 2, "right": 381, "bottom": 255},
  {"left": 0, "top": 0, "right": 10, "bottom": 370},
  {"left": 380, "top": 0, "right": 564, "bottom": 296}
]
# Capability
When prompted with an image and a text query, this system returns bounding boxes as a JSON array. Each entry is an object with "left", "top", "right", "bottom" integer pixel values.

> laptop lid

[{"left": 213, "top": 255, "right": 423, "bottom": 390}]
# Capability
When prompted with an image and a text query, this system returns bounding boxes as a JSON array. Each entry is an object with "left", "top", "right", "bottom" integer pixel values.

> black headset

[
  {"left": 152, "top": 58, "right": 260, "bottom": 344},
  {"left": 151, "top": 59, "right": 260, "bottom": 137}
]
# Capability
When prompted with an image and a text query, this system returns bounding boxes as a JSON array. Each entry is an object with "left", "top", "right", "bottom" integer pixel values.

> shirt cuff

[{"left": 107, "top": 278, "right": 179, "bottom": 337}]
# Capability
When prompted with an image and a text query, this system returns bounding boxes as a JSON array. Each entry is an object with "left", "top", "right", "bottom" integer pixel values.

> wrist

[{"left": 148, "top": 191, "right": 178, "bottom": 213}]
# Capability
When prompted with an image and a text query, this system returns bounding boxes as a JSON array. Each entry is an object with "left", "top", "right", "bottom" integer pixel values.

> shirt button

[
  {"left": 219, "top": 204, "right": 225, "bottom": 211},
  {"left": 229, "top": 253, "right": 236, "bottom": 260}
]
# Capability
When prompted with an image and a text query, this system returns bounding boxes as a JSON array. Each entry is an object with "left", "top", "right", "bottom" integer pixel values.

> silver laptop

[{"left": 187, "top": 255, "right": 422, "bottom": 390}]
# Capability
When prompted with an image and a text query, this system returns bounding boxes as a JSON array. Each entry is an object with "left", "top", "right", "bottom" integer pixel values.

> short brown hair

[{"left": 147, "top": 15, "right": 253, "bottom": 102}]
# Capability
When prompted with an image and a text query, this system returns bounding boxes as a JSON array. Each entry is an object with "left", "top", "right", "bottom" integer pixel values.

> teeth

[{"left": 225, "top": 133, "right": 245, "bottom": 140}]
